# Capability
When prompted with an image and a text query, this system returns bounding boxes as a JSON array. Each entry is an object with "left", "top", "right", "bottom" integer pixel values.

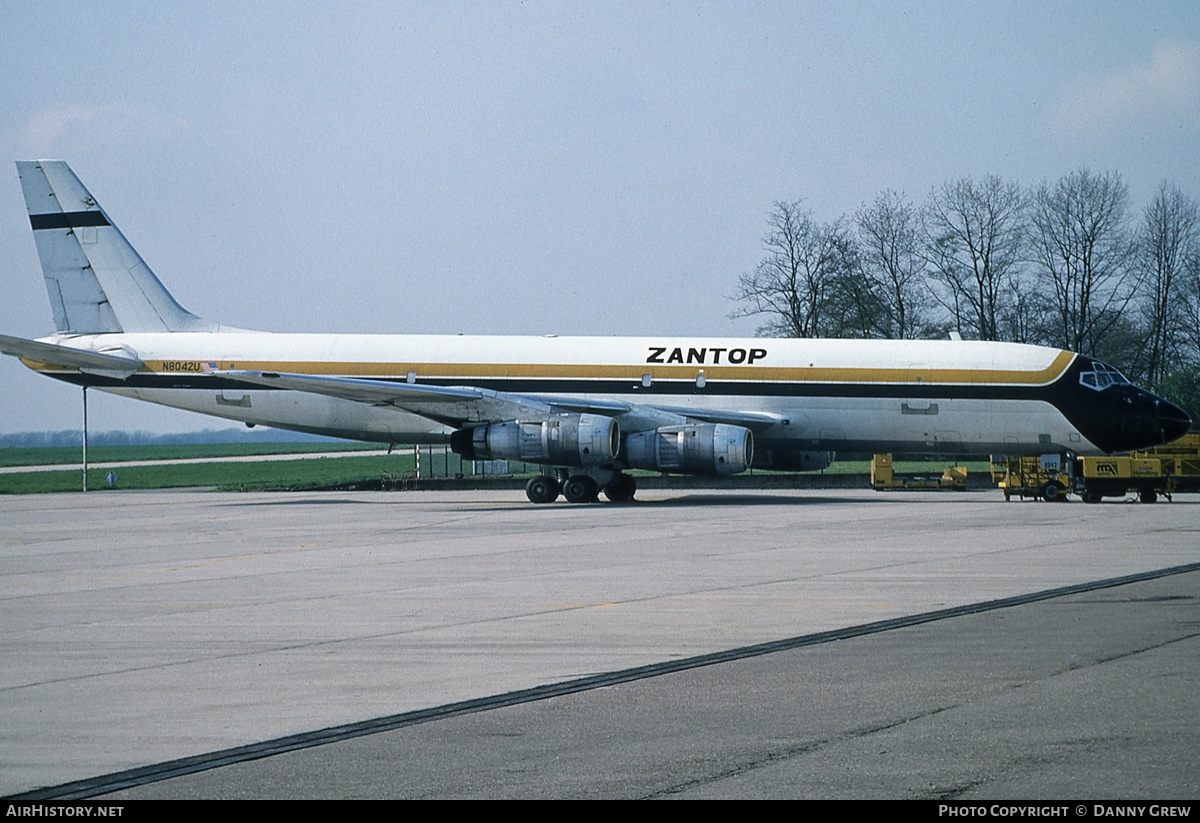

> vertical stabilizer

[{"left": 16, "top": 160, "right": 212, "bottom": 334}]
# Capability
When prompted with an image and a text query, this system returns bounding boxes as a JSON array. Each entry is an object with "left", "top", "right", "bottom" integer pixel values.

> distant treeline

[
  {"left": 732, "top": 170, "right": 1200, "bottom": 419},
  {"left": 0, "top": 428, "right": 341, "bottom": 449}
]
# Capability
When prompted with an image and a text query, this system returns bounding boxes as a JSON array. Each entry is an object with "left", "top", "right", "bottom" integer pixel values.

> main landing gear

[
  {"left": 524, "top": 471, "right": 637, "bottom": 504},
  {"left": 602, "top": 473, "right": 637, "bottom": 502},
  {"left": 524, "top": 475, "right": 560, "bottom": 504}
]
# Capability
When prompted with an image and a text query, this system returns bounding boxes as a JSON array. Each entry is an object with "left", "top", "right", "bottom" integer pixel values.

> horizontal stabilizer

[{"left": 0, "top": 333, "right": 143, "bottom": 376}]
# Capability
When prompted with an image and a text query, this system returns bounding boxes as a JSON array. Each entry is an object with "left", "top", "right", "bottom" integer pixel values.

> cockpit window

[{"left": 1079, "top": 361, "right": 1130, "bottom": 391}]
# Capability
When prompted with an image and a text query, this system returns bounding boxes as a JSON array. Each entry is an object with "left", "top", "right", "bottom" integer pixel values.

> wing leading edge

[
  {"left": 220, "top": 369, "right": 783, "bottom": 433},
  {"left": 225, "top": 369, "right": 591, "bottom": 429}
]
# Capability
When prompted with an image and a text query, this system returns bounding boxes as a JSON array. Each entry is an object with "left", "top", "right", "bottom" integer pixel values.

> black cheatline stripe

[
  {"left": 29, "top": 211, "right": 110, "bottom": 230},
  {"left": 47, "top": 371, "right": 1058, "bottom": 401},
  {"left": 9, "top": 561, "right": 1198, "bottom": 802}
]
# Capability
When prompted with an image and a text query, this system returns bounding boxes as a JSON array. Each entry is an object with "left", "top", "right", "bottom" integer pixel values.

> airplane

[{"left": 1, "top": 160, "right": 1192, "bottom": 503}]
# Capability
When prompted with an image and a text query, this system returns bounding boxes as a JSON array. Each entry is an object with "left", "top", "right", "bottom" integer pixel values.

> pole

[{"left": 82, "top": 387, "right": 88, "bottom": 492}]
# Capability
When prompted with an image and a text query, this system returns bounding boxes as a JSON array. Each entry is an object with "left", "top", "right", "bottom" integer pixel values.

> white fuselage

[{"left": 36, "top": 331, "right": 1103, "bottom": 456}]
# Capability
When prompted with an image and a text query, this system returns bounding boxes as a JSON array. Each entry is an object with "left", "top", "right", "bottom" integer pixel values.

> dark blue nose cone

[
  {"left": 1155, "top": 398, "right": 1192, "bottom": 445},
  {"left": 1073, "top": 386, "right": 1194, "bottom": 453}
]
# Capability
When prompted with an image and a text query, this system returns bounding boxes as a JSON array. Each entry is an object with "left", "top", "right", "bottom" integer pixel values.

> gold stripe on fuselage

[
  {"left": 126, "top": 350, "right": 1074, "bottom": 386},
  {"left": 29, "top": 350, "right": 1075, "bottom": 386}
]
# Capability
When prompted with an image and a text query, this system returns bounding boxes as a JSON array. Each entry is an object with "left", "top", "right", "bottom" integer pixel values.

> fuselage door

[
  {"left": 217, "top": 354, "right": 251, "bottom": 407},
  {"left": 903, "top": 363, "right": 937, "bottom": 415}
]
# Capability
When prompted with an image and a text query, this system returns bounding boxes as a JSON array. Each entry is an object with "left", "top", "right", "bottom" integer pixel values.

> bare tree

[
  {"left": 1029, "top": 168, "right": 1137, "bottom": 356},
  {"left": 1183, "top": 249, "right": 1200, "bottom": 365},
  {"left": 854, "top": 190, "right": 936, "bottom": 338},
  {"left": 731, "top": 201, "right": 857, "bottom": 338},
  {"left": 1138, "top": 182, "right": 1200, "bottom": 387},
  {"left": 1159, "top": 249, "right": 1200, "bottom": 420},
  {"left": 831, "top": 259, "right": 888, "bottom": 339},
  {"left": 995, "top": 275, "right": 1051, "bottom": 346},
  {"left": 922, "top": 176, "right": 1026, "bottom": 341}
]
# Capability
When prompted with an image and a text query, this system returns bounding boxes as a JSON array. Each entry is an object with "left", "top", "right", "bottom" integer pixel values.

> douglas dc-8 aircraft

[{"left": 1, "top": 161, "right": 1192, "bottom": 502}]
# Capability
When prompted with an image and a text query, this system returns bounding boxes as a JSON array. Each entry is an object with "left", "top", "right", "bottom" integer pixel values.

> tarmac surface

[{"left": 2, "top": 488, "right": 1197, "bottom": 799}]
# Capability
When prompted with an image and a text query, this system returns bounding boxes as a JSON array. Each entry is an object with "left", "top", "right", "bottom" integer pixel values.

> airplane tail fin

[{"left": 16, "top": 160, "right": 214, "bottom": 334}]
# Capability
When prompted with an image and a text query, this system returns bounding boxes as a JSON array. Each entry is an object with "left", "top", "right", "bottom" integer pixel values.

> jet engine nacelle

[
  {"left": 624, "top": 423, "right": 753, "bottom": 475},
  {"left": 450, "top": 413, "right": 619, "bottom": 467}
]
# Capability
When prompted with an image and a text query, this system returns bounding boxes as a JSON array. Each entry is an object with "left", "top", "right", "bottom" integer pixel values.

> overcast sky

[{"left": 2, "top": 1, "right": 1198, "bottom": 434}]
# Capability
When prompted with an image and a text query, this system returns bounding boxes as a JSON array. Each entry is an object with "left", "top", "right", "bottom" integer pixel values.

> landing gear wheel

[
  {"left": 562, "top": 475, "right": 599, "bottom": 504},
  {"left": 1041, "top": 481, "right": 1067, "bottom": 502},
  {"left": 1083, "top": 490, "right": 1102, "bottom": 504},
  {"left": 1139, "top": 489, "right": 1158, "bottom": 504},
  {"left": 603, "top": 474, "right": 637, "bottom": 502},
  {"left": 525, "top": 475, "right": 560, "bottom": 504}
]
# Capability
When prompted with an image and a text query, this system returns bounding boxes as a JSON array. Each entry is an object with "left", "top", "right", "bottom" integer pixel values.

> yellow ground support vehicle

[
  {"left": 991, "top": 454, "right": 1072, "bottom": 501},
  {"left": 871, "top": 454, "right": 967, "bottom": 491},
  {"left": 1075, "top": 432, "right": 1200, "bottom": 504}
]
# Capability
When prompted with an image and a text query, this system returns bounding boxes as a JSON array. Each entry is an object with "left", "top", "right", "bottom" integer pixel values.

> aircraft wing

[
  {"left": 645, "top": 405, "right": 785, "bottom": 433},
  {"left": 0, "top": 333, "right": 144, "bottom": 378},
  {"left": 543, "top": 395, "right": 783, "bottom": 432},
  {"left": 223, "top": 370, "right": 561, "bottom": 428},
  {"left": 222, "top": 370, "right": 783, "bottom": 433}
]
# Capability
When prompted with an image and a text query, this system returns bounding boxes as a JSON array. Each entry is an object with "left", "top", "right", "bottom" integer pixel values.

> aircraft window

[
  {"left": 1079, "top": 361, "right": 1130, "bottom": 391},
  {"left": 1103, "top": 364, "right": 1129, "bottom": 385}
]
